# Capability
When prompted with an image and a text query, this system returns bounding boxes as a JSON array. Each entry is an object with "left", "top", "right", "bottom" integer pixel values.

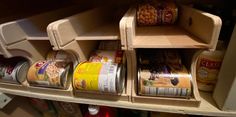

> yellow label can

[{"left": 73, "top": 62, "right": 122, "bottom": 93}]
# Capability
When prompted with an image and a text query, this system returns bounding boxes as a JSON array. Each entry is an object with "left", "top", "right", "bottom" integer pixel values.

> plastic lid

[{"left": 88, "top": 105, "right": 100, "bottom": 115}]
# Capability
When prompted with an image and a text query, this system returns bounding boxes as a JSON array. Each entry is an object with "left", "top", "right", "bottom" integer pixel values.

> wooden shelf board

[
  {"left": 0, "top": 86, "right": 235, "bottom": 116},
  {"left": 133, "top": 26, "right": 209, "bottom": 48},
  {"left": 75, "top": 23, "right": 119, "bottom": 40}
]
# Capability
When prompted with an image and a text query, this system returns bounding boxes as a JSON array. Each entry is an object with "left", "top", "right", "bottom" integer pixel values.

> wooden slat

[{"left": 133, "top": 26, "right": 209, "bottom": 48}]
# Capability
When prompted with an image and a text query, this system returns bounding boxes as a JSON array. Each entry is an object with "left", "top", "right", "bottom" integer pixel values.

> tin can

[
  {"left": 0, "top": 59, "right": 29, "bottom": 84},
  {"left": 53, "top": 101, "right": 82, "bottom": 117},
  {"left": 73, "top": 62, "right": 125, "bottom": 94},
  {"left": 138, "top": 64, "right": 192, "bottom": 97},
  {"left": 27, "top": 60, "right": 72, "bottom": 89},
  {"left": 161, "top": 1, "right": 178, "bottom": 24},
  {"left": 89, "top": 50, "right": 124, "bottom": 64}
]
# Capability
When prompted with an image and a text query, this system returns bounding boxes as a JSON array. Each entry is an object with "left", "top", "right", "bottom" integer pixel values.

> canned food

[
  {"left": 89, "top": 50, "right": 124, "bottom": 64},
  {"left": 161, "top": 1, "right": 178, "bottom": 24},
  {"left": 53, "top": 101, "right": 82, "bottom": 117},
  {"left": 0, "top": 58, "right": 29, "bottom": 84},
  {"left": 137, "top": 3, "right": 161, "bottom": 25},
  {"left": 46, "top": 50, "right": 72, "bottom": 63},
  {"left": 73, "top": 62, "right": 125, "bottom": 94},
  {"left": 136, "top": 0, "right": 178, "bottom": 26},
  {"left": 27, "top": 60, "right": 72, "bottom": 89},
  {"left": 138, "top": 64, "right": 192, "bottom": 97}
]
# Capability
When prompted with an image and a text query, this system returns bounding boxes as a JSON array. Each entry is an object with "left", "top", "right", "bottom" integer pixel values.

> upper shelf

[
  {"left": 134, "top": 26, "right": 209, "bottom": 48},
  {"left": 124, "top": 5, "right": 222, "bottom": 50}
]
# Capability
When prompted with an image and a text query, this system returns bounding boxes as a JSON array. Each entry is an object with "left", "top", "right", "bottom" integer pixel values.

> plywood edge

[
  {"left": 125, "top": 7, "right": 136, "bottom": 50},
  {"left": 47, "top": 20, "right": 64, "bottom": 50},
  {"left": 191, "top": 50, "right": 203, "bottom": 103},
  {"left": 75, "top": 36, "right": 119, "bottom": 41},
  {"left": 119, "top": 7, "right": 134, "bottom": 50},
  {"left": 27, "top": 84, "right": 74, "bottom": 97},
  {"left": 125, "top": 50, "right": 133, "bottom": 101},
  {"left": 73, "top": 90, "right": 129, "bottom": 102},
  {"left": 0, "top": 82, "right": 27, "bottom": 91}
]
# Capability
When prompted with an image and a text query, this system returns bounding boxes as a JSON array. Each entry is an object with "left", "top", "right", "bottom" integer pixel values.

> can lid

[
  {"left": 116, "top": 64, "right": 126, "bottom": 94},
  {"left": 16, "top": 61, "right": 30, "bottom": 83},
  {"left": 88, "top": 105, "right": 100, "bottom": 115}
]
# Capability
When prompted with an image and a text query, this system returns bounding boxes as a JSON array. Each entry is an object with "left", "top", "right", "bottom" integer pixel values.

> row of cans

[
  {"left": 0, "top": 49, "right": 126, "bottom": 95},
  {"left": 0, "top": 51, "right": 73, "bottom": 85},
  {"left": 138, "top": 50, "right": 192, "bottom": 98}
]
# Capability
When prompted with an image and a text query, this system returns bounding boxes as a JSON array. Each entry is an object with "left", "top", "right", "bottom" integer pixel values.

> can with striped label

[
  {"left": 73, "top": 62, "right": 125, "bottom": 94},
  {"left": 138, "top": 64, "right": 192, "bottom": 98}
]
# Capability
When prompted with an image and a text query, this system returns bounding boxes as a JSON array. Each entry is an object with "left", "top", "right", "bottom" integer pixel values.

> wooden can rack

[
  {"left": 120, "top": 5, "right": 222, "bottom": 107},
  {"left": 1, "top": 3, "right": 235, "bottom": 116}
]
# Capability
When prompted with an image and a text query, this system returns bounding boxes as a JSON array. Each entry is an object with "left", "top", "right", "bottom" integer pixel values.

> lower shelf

[{"left": 0, "top": 86, "right": 235, "bottom": 116}]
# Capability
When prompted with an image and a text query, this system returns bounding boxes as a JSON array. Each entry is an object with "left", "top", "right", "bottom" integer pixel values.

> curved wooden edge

[
  {"left": 179, "top": 5, "right": 222, "bottom": 51},
  {"left": 191, "top": 50, "right": 204, "bottom": 103}
]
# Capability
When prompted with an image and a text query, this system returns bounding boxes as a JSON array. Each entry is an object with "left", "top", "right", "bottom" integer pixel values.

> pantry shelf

[
  {"left": 75, "top": 23, "right": 119, "bottom": 40},
  {"left": 133, "top": 26, "right": 209, "bottom": 48},
  {"left": 0, "top": 86, "right": 235, "bottom": 117}
]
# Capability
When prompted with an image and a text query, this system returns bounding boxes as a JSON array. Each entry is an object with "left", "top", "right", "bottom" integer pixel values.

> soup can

[
  {"left": 27, "top": 60, "right": 72, "bottom": 89},
  {"left": 73, "top": 62, "right": 125, "bottom": 94},
  {"left": 0, "top": 59, "right": 29, "bottom": 84},
  {"left": 89, "top": 50, "right": 124, "bottom": 64},
  {"left": 138, "top": 64, "right": 192, "bottom": 97}
]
